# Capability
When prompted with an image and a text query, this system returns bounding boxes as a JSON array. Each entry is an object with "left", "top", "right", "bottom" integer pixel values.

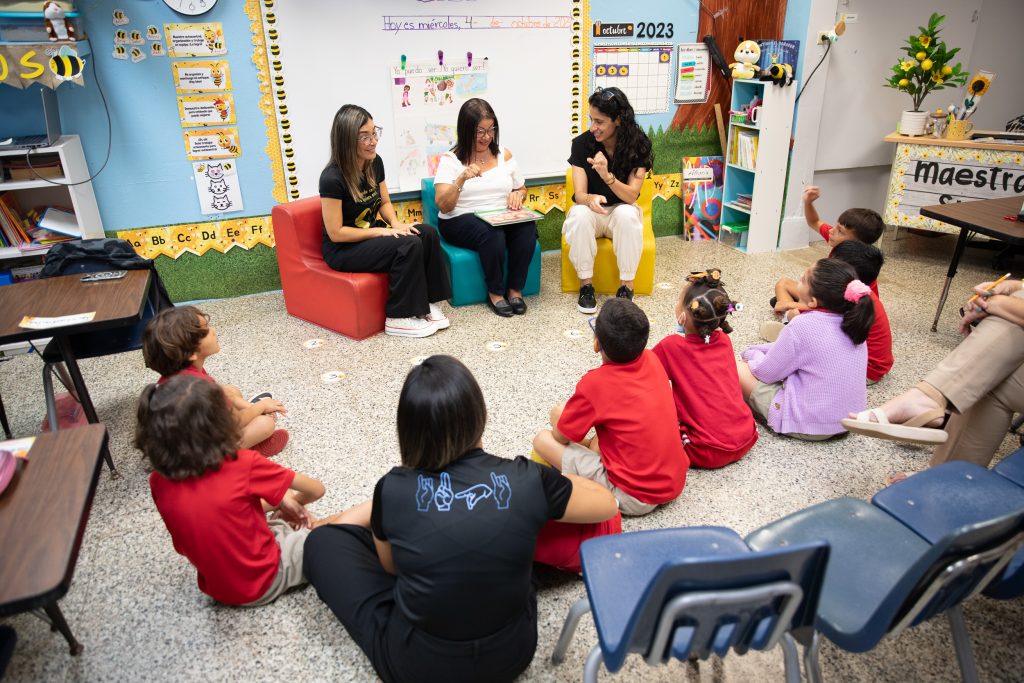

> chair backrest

[
  {"left": 563, "top": 169, "right": 654, "bottom": 231},
  {"left": 271, "top": 195, "right": 325, "bottom": 265},
  {"left": 583, "top": 528, "right": 829, "bottom": 672},
  {"left": 420, "top": 178, "right": 439, "bottom": 226}
]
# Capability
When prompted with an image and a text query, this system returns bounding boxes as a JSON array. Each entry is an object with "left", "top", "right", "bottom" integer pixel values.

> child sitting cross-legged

[
  {"left": 739, "top": 258, "right": 874, "bottom": 440},
  {"left": 142, "top": 305, "right": 289, "bottom": 457},
  {"left": 652, "top": 268, "right": 757, "bottom": 468},
  {"left": 533, "top": 298, "right": 689, "bottom": 515},
  {"left": 136, "top": 374, "right": 343, "bottom": 606}
]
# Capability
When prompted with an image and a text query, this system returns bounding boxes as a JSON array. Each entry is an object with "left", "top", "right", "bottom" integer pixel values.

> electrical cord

[
  {"left": 23, "top": 38, "right": 112, "bottom": 186},
  {"left": 697, "top": 0, "right": 718, "bottom": 35},
  {"left": 795, "top": 39, "right": 831, "bottom": 103}
]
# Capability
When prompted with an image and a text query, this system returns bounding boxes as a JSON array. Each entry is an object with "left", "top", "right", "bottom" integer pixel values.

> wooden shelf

[
  {"left": 730, "top": 121, "right": 760, "bottom": 131},
  {"left": 0, "top": 177, "right": 69, "bottom": 191}
]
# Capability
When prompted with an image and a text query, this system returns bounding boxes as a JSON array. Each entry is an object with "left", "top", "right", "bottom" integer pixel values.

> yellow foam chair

[{"left": 560, "top": 169, "right": 656, "bottom": 295}]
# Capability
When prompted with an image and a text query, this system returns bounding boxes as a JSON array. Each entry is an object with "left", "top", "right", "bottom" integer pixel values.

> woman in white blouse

[{"left": 434, "top": 99, "right": 538, "bottom": 317}]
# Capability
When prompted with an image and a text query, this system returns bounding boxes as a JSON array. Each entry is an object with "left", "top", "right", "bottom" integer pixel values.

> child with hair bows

[
  {"left": 652, "top": 268, "right": 758, "bottom": 468},
  {"left": 738, "top": 259, "right": 875, "bottom": 439}
]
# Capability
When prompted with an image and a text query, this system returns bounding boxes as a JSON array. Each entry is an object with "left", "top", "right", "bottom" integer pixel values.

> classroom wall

[{"left": 962, "top": 0, "right": 1024, "bottom": 132}]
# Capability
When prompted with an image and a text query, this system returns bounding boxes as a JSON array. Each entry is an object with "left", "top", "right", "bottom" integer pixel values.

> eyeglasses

[
  {"left": 357, "top": 126, "right": 383, "bottom": 145},
  {"left": 475, "top": 126, "right": 497, "bottom": 138},
  {"left": 587, "top": 316, "right": 597, "bottom": 334},
  {"left": 593, "top": 87, "right": 618, "bottom": 102}
]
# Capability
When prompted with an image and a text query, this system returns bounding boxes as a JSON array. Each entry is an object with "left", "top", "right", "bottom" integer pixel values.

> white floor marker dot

[
  {"left": 304, "top": 339, "right": 325, "bottom": 349},
  {"left": 563, "top": 329, "right": 584, "bottom": 339},
  {"left": 320, "top": 370, "right": 346, "bottom": 383},
  {"left": 657, "top": 282, "right": 674, "bottom": 290},
  {"left": 485, "top": 341, "right": 509, "bottom": 352},
  {"left": 410, "top": 355, "right": 429, "bottom": 366}
]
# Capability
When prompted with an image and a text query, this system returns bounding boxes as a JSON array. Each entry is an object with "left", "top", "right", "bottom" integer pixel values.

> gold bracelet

[{"left": 605, "top": 174, "right": 616, "bottom": 185}]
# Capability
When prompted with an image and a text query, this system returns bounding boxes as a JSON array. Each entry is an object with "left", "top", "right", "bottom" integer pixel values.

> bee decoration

[
  {"left": 211, "top": 66, "right": 224, "bottom": 87},
  {"left": 760, "top": 58, "right": 794, "bottom": 87},
  {"left": 276, "top": 88, "right": 287, "bottom": 101},
  {"left": 274, "top": 74, "right": 284, "bottom": 86},
  {"left": 284, "top": 147, "right": 294, "bottom": 158},
  {"left": 282, "top": 132, "right": 292, "bottom": 144},
  {"left": 288, "top": 174, "right": 298, "bottom": 186},
  {"left": 268, "top": 28, "right": 279, "bottom": 40},
  {"left": 272, "top": 59, "right": 283, "bottom": 72},
  {"left": 217, "top": 135, "right": 239, "bottom": 156},
  {"left": 270, "top": 44, "right": 280, "bottom": 56},
  {"left": 265, "top": 12, "right": 276, "bottom": 25},
  {"left": 278, "top": 103, "right": 288, "bottom": 116},
  {"left": 280, "top": 118, "right": 290, "bottom": 130},
  {"left": 48, "top": 50, "right": 85, "bottom": 81}
]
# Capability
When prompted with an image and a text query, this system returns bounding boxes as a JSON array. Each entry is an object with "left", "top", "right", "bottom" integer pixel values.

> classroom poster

[
  {"left": 681, "top": 156, "right": 723, "bottom": 240},
  {"left": 182, "top": 127, "right": 241, "bottom": 160},
  {"left": 178, "top": 94, "right": 236, "bottom": 126},
  {"left": 388, "top": 60, "right": 489, "bottom": 190},
  {"left": 193, "top": 160, "right": 243, "bottom": 215},
  {"left": 164, "top": 23, "right": 227, "bottom": 58},
  {"left": 171, "top": 60, "right": 231, "bottom": 93},
  {"left": 673, "top": 43, "right": 710, "bottom": 104}
]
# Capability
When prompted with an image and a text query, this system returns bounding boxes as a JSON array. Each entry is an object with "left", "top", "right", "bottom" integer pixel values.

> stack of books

[
  {"left": 730, "top": 131, "right": 759, "bottom": 169},
  {"left": 0, "top": 193, "right": 78, "bottom": 253},
  {"left": 731, "top": 193, "right": 753, "bottom": 210}
]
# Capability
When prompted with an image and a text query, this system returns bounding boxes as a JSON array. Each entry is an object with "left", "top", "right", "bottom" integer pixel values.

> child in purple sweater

[{"left": 737, "top": 259, "right": 875, "bottom": 439}]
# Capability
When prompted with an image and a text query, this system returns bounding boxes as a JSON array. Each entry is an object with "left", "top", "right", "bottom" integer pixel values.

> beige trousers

[
  {"left": 562, "top": 203, "right": 643, "bottom": 281},
  {"left": 924, "top": 290, "right": 1024, "bottom": 467}
]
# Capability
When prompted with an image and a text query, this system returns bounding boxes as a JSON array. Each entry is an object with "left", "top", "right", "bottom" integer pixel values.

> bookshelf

[
  {"left": 0, "top": 135, "right": 102, "bottom": 263},
  {"left": 720, "top": 79, "right": 797, "bottom": 253}
]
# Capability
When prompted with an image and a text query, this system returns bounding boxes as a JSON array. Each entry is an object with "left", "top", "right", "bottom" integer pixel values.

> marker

[
  {"left": 467, "top": 51, "right": 472, "bottom": 68},
  {"left": 401, "top": 54, "right": 406, "bottom": 73},
  {"left": 968, "top": 272, "right": 1011, "bottom": 305},
  {"left": 438, "top": 50, "right": 443, "bottom": 67}
]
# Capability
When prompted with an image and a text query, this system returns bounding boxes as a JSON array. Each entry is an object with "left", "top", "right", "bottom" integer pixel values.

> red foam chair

[{"left": 272, "top": 196, "right": 388, "bottom": 340}]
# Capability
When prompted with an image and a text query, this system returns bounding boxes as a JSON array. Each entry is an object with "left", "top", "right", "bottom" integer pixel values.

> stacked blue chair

[
  {"left": 550, "top": 527, "right": 829, "bottom": 683},
  {"left": 747, "top": 493, "right": 1024, "bottom": 683},
  {"left": 988, "top": 448, "right": 1024, "bottom": 599},
  {"left": 420, "top": 177, "right": 541, "bottom": 306}
]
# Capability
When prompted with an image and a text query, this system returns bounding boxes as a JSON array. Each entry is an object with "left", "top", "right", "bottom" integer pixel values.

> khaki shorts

[
  {"left": 244, "top": 519, "right": 311, "bottom": 607},
  {"left": 745, "top": 381, "right": 834, "bottom": 442},
  {"left": 561, "top": 442, "right": 656, "bottom": 516}
]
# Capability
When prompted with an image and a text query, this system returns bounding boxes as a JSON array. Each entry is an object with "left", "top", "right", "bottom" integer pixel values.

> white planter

[{"left": 899, "top": 110, "right": 930, "bottom": 136}]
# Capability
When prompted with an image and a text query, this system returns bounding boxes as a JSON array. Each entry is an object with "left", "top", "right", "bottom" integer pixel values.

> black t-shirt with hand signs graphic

[
  {"left": 370, "top": 448, "right": 571, "bottom": 641},
  {"left": 319, "top": 156, "right": 385, "bottom": 260},
  {"left": 568, "top": 131, "right": 620, "bottom": 207}
]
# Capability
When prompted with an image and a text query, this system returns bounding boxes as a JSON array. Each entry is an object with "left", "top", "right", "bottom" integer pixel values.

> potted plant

[{"left": 885, "top": 12, "right": 968, "bottom": 136}]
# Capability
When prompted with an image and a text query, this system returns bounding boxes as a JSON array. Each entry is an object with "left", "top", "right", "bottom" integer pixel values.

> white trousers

[{"left": 562, "top": 203, "right": 643, "bottom": 281}]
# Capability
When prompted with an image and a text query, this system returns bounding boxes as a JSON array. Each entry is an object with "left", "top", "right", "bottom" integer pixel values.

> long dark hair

[
  {"left": 452, "top": 98, "right": 499, "bottom": 165},
  {"left": 327, "top": 104, "right": 376, "bottom": 201},
  {"left": 807, "top": 259, "right": 875, "bottom": 345},
  {"left": 682, "top": 268, "right": 736, "bottom": 339},
  {"left": 397, "top": 355, "right": 487, "bottom": 471},
  {"left": 588, "top": 87, "right": 653, "bottom": 179},
  {"left": 135, "top": 375, "right": 240, "bottom": 480}
]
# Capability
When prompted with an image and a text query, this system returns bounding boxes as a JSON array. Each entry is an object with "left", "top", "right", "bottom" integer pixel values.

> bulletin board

[{"left": 263, "top": 0, "right": 575, "bottom": 195}]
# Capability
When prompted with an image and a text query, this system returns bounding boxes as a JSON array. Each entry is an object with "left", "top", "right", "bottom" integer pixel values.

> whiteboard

[
  {"left": 814, "top": 0, "right": 981, "bottom": 171},
  {"left": 273, "top": 0, "right": 573, "bottom": 195}
]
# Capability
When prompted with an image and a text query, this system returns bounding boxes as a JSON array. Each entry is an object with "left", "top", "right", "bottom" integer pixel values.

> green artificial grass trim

[
  {"left": 649, "top": 125, "right": 722, "bottom": 175},
  {"left": 652, "top": 195, "right": 684, "bottom": 238},
  {"left": 538, "top": 208, "right": 566, "bottom": 251},
  {"left": 154, "top": 244, "right": 282, "bottom": 302}
]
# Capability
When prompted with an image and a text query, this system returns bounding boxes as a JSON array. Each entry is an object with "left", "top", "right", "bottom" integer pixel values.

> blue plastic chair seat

[
  {"left": 987, "top": 448, "right": 1024, "bottom": 599},
  {"left": 993, "top": 447, "right": 1024, "bottom": 488}
]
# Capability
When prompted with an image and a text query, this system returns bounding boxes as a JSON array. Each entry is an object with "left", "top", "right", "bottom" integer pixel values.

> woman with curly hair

[{"left": 563, "top": 87, "right": 653, "bottom": 313}]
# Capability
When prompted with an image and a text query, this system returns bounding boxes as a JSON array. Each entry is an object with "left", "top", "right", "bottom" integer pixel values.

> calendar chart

[{"left": 592, "top": 43, "right": 673, "bottom": 114}]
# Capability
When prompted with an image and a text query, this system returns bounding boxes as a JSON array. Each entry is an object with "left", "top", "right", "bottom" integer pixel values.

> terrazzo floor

[{"left": 2, "top": 229, "right": 1022, "bottom": 682}]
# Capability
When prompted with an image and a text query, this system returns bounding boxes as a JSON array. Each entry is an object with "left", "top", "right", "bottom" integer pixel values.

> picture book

[
  {"left": 757, "top": 40, "right": 800, "bottom": 77},
  {"left": 474, "top": 207, "right": 543, "bottom": 227},
  {"left": 681, "top": 156, "right": 724, "bottom": 240}
]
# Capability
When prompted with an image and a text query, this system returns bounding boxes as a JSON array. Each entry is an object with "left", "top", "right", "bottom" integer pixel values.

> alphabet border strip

[{"left": 116, "top": 215, "right": 274, "bottom": 260}]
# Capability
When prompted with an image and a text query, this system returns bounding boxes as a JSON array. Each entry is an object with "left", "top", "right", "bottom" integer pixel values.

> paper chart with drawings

[{"left": 389, "top": 60, "right": 489, "bottom": 190}]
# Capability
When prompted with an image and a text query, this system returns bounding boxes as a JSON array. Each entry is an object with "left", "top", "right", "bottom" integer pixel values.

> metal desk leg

[
  {"left": 932, "top": 229, "right": 971, "bottom": 332},
  {"left": 43, "top": 602, "right": 83, "bottom": 656},
  {"left": 53, "top": 336, "right": 116, "bottom": 474},
  {"left": 0, "top": 388, "right": 11, "bottom": 438}
]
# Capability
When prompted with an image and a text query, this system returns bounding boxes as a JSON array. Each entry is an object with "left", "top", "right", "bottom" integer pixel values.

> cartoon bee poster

[
  {"left": 164, "top": 23, "right": 227, "bottom": 58},
  {"left": 192, "top": 160, "right": 244, "bottom": 215},
  {"left": 183, "top": 127, "right": 241, "bottom": 160},
  {"left": 171, "top": 60, "right": 231, "bottom": 93},
  {"left": 178, "top": 94, "right": 236, "bottom": 127}
]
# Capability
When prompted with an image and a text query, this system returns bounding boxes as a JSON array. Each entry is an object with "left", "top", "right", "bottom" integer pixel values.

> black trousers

[
  {"left": 304, "top": 524, "right": 537, "bottom": 683},
  {"left": 438, "top": 215, "right": 537, "bottom": 296},
  {"left": 322, "top": 224, "right": 451, "bottom": 319}
]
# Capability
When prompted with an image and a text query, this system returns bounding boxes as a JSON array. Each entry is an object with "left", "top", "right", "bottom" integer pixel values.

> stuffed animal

[
  {"left": 43, "top": 1, "right": 77, "bottom": 42},
  {"left": 729, "top": 40, "right": 760, "bottom": 79},
  {"left": 760, "top": 58, "right": 794, "bottom": 86}
]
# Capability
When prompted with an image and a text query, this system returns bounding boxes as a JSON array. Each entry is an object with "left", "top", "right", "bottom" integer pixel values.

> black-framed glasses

[
  {"left": 357, "top": 126, "right": 383, "bottom": 144},
  {"left": 475, "top": 126, "right": 497, "bottom": 138}
]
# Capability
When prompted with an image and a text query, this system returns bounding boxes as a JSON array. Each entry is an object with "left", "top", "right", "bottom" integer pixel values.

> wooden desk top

[
  {"left": 920, "top": 196, "right": 1024, "bottom": 244},
  {"left": 0, "top": 424, "right": 106, "bottom": 613},
  {"left": 885, "top": 131, "right": 1024, "bottom": 154},
  {"left": 0, "top": 270, "right": 150, "bottom": 344}
]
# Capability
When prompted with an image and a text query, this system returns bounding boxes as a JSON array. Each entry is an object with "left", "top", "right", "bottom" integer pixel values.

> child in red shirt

[
  {"left": 533, "top": 298, "right": 688, "bottom": 515},
  {"left": 137, "top": 374, "right": 340, "bottom": 606},
  {"left": 831, "top": 241, "right": 893, "bottom": 383},
  {"left": 773, "top": 185, "right": 884, "bottom": 314},
  {"left": 652, "top": 269, "right": 757, "bottom": 468},
  {"left": 143, "top": 305, "right": 289, "bottom": 457}
]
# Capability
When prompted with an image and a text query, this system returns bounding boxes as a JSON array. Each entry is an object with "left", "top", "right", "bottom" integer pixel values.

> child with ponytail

[
  {"left": 653, "top": 268, "right": 758, "bottom": 468},
  {"left": 738, "top": 259, "right": 875, "bottom": 439}
]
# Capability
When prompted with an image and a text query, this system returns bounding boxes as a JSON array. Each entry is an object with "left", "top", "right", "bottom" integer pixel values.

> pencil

[{"left": 968, "top": 272, "right": 1011, "bottom": 304}]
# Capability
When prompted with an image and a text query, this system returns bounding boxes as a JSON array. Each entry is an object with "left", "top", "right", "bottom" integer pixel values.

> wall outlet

[{"left": 817, "top": 30, "right": 833, "bottom": 45}]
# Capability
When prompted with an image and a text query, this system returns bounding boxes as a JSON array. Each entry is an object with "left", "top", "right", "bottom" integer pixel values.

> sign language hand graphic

[
  {"left": 454, "top": 483, "right": 493, "bottom": 510},
  {"left": 416, "top": 474, "right": 435, "bottom": 512},
  {"left": 491, "top": 472, "right": 512, "bottom": 510},
  {"left": 434, "top": 472, "right": 455, "bottom": 511}
]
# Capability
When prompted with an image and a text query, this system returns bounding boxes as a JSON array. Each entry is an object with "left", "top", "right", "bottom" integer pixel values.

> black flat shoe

[
  {"left": 487, "top": 297, "right": 514, "bottom": 317},
  {"left": 508, "top": 296, "right": 527, "bottom": 315}
]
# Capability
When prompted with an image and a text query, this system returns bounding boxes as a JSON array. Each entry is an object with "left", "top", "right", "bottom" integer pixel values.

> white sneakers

[{"left": 384, "top": 303, "right": 451, "bottom": 338}]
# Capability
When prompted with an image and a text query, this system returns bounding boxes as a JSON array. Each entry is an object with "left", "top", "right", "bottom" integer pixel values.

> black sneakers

[
  {"left": 577, "top": 284, "right": 597, "bottom": 313},
  {"left": 616, "top": 285, "right": 634, "bottom": 301}
]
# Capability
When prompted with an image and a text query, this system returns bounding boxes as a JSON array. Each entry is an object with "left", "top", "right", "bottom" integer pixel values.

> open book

[{"left": 474, "top": 207, "right": 543, "bottom": 227}]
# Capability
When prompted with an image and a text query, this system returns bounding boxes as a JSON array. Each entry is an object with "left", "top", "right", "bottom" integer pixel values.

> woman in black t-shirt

[
  {"left": 320, "top": 104, "right": 452, "bottom": 338},
  {"left": 303, "top": 356, "right": 618, "bottom": 683}
]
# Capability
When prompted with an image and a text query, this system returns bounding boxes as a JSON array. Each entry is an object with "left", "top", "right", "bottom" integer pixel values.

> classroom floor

[{"left": 2, "top": 229, "right": 1023, "bottom": 682}]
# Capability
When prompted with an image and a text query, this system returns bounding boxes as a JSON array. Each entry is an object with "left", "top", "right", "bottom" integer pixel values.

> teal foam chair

[{"left": 420, "top": 177, "right": 541, "bottom": 307}]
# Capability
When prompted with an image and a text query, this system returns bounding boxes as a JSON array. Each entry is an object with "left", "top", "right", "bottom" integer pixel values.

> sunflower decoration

[
  {"left": 885, "top": 12, "right": 967, "bottom": 112},
  {"left": 967, "top": 73, "right": 991, "bottom": 97}
]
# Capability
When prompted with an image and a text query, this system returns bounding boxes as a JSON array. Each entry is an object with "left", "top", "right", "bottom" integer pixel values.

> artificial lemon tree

[{"left": 885, "top": 12, "right": 967, "bottom": 112}]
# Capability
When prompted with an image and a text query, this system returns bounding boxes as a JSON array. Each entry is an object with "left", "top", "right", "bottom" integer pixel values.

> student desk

[
  {"left": 919, "top": 196, "right": 1024, "bottom": 331},
  {"left": 0, "top": 424, "right": 107, "bottom": 655},
  {"left": 884, "top": 132, "right": 1024, "bottom": 235},
  {"left": 0, "top": 270, "right": 151, "bottom": 472}
]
